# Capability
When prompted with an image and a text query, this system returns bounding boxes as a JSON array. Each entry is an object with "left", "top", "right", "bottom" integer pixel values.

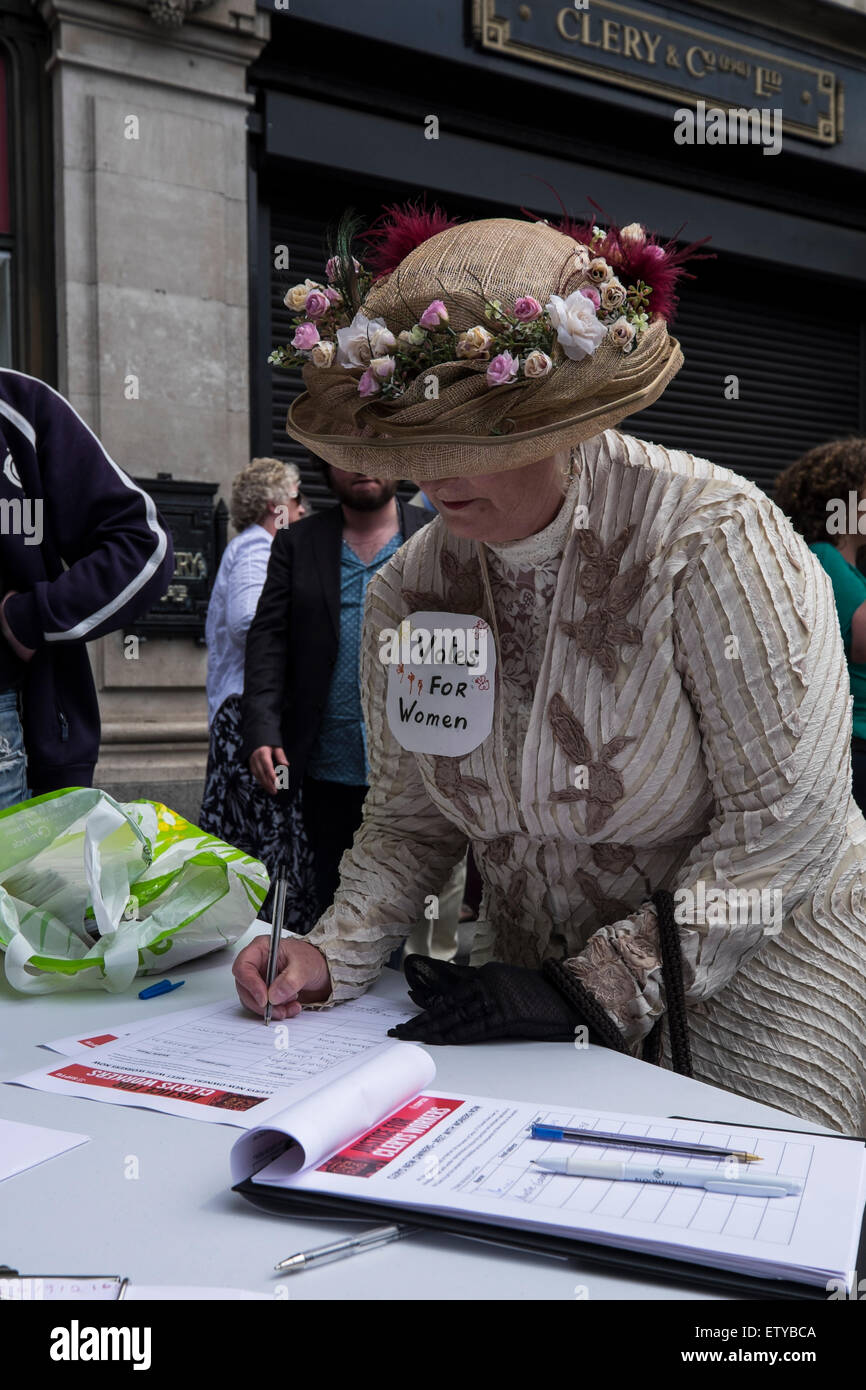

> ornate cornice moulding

[{"left": 147, "top": 0, "right": 218, "bottom": 27}]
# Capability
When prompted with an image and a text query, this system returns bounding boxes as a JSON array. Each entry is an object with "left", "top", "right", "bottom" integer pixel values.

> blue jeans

[{"left": 0, "top": 689, "right": 29, "bottom": 809}]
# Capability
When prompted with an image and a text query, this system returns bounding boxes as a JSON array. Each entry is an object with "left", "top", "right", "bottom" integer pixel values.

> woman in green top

[{"left": 775, "top": 439, "right": 866, "bottom": 811}]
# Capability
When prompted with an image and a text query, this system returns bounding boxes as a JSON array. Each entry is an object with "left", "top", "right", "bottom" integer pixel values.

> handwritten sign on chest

[{"left": 383, "top": 611, "right": 496, "bottom": 756}]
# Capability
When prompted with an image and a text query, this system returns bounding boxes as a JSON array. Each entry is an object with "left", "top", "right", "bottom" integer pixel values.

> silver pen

[
  {"left": 275, "top": 1223, "right": 414, "bottom": 1273},
  {"left": 263, "top": 877, "right": 288, "bottom": 1027}
]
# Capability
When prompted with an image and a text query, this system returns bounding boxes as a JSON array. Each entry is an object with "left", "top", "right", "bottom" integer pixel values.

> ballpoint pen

[
  {"left": 272, "top": 1224, "right": 574, "bottom": 1274},
  {"left": 531, "top": 1153, "right": 801, "bottom": 1196},
  {"left": 138, "top": 979, "right": 185, "bottom": 1000},
  {"left": 263, "top": 877, "right": 288, "bottom": 1027},
  {"left": 275, "top": 1224, "right": 414, "bottom": 1272},
  {"left": 529, "top": 1122, "right": 761, "bottom": 1163}
]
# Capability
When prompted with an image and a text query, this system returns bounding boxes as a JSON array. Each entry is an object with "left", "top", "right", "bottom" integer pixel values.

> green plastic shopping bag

[{"left": 0, "top": 787, "right": 269, "bottom": 994}]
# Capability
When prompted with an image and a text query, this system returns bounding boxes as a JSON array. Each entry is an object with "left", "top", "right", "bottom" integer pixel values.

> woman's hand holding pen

[{"left": 233, "top": 937, "right": 332, "bottom": 1020}]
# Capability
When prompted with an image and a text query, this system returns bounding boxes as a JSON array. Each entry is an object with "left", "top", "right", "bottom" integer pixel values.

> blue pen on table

[
  {"left": 531, "top": 1153, "right": 801, "bottom": 1197},
  {"left": 138, "top": 979, "right": 185, "bottom": 1000},
  {"left": 530, "top": 1123, "right": 761, "bottom": 1164}
]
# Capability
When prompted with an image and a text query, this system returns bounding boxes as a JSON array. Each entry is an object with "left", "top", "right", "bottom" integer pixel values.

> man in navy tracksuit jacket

[{"left": 0, "top": 370, "right": 174, "bottom": 803}]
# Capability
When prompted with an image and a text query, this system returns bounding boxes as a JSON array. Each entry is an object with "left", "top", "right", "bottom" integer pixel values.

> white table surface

[{"left": 0, "top": 923, "right": 833, "bottom": 1302}]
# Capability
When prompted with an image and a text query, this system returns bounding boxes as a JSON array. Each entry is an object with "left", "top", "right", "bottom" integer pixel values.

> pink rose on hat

[
  {"left": 304, "top": 290, "right": 331, "bottom": 321},
  {"left": 486, "top": 351, "right": 519, "bottom": 386},
  {"left": 326, "top": 254, "right": 361, "bottom": 281},
  {"left": 514, "top": 296, "right": 542, "bottom": 322},
  {"left": 418, "top": 299, "right": 449, "bottom": 329},
  {"left": 358, "top": 368, "right": 380, "bottom": 397},
  {"left": 291, "top": 322, "right": 320, "bottom": 351}
]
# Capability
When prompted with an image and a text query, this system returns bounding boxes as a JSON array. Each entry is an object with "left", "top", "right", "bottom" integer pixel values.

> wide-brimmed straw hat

[{"left": 277, "top": 206, "right": 704, "bottom": 482}]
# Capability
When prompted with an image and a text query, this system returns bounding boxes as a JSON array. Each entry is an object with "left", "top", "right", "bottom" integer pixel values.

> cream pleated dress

[{"left": 305, "top": 429, "right": 866, "bottom": 1135}]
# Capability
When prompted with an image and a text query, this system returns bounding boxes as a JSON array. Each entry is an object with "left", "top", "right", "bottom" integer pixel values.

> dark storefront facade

[{"left": 248, "top": 0, "right": 866, "bottom": 510}]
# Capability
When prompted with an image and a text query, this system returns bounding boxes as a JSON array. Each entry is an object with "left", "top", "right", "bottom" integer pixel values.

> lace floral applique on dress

[
  {"left": 548, "top": 691, "right": 632, "bottom": 834},
  {"left": 481, "top": 481, "right": 578, "bottom": 776},
  {"left": 402, "top": 548, "right": 485, "bottom": 615},
  {"left": 431, "top": 755, "right": 491, "bottom": 825},
  {"left": 484, "top": 552, "right": 562, "bottom": 798},
  {"left": 559, "top": 525, "right": 647, "bottom": 680}
]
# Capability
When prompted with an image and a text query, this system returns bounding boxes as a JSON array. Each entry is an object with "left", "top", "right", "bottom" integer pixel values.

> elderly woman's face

[{"left": 420, "top": 452, "right": 570, "bottom": 543}]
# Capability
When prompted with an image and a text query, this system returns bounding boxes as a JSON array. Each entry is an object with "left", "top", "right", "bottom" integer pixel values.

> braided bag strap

[
  {"left": 641, "top": 1016, "right": 664, "bottom": 1068},
  {"left": 542, "top": 958, "right": 630, "bottom": 1054}
]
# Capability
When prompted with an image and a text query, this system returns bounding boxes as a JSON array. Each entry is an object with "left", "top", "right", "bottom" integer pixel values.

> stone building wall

[{"left": 35, "top": 0, "right": 269, "bottom": 817}]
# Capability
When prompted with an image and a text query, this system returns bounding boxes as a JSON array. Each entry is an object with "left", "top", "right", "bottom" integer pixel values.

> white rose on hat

[
  {"left": 310, "top": 340, "right": 336, "bottom": 368},
  {"left": 336, "top": 312, "right": 397, "bottom": 368},
  {"left": 545, "top": 290, "right": 608, "bottom": 361}
]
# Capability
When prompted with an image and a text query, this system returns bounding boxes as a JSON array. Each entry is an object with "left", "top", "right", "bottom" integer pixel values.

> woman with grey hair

[{"left": 201, "top": 457, "right": 314, "bottom": 927}]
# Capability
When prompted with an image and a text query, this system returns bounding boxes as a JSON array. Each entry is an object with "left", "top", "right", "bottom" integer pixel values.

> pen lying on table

[
  {"left": 529, "top": 1123, "right": 761, "bottom": 1164},
  {"left": 273, "top": 1223, "right": 574, "bottom": 1274},
  {"left": 275, "top": 1224, "right": 414, "bottom": 1272}
]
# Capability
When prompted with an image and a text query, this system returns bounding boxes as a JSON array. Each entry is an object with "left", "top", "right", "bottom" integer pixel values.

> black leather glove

[{"left": 388, "top": 955, "right": 586, "bottom": 1045}]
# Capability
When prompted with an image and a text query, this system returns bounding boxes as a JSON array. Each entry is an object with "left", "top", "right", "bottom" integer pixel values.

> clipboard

[{"left": 232, "top": 1112, "right": 866, "bottom": 1302}]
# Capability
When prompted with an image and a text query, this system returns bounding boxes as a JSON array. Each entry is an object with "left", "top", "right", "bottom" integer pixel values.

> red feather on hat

[
  {"left": 522, "top": 193, "right": 713, "bottom": 323},
  {"left": 359, "top": 199, "right": 461, "bottom": 278}
]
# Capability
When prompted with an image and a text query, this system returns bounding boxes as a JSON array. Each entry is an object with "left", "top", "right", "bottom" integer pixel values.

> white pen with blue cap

[{"left": 531, "top": 1153, "right": 801, "bottom": 1197}]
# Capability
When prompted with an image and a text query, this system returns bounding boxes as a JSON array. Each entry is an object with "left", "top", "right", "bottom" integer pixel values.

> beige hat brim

[{"left": 286, "top": 338, "right": 683, "bottom": 482}]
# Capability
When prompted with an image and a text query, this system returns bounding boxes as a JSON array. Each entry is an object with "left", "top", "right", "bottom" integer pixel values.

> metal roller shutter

[{"left": 624, "top": 275, "right": 864, "bottom": 495}]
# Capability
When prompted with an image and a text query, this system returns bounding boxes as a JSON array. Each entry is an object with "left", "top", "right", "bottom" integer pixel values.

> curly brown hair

[{"left": 774, "top": 439, "right": 866, "bottom": 545}]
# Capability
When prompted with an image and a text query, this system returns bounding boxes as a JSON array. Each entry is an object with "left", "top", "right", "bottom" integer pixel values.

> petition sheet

[
  {"left": 10, "top": 996, "right": 414, "bottom": 1128},
  {"left": 43, "top": 1015, "right": 158, "bottom": 1057},
  {"left": 266, "top": 1098, "right": 866, "bottom": 1288}
]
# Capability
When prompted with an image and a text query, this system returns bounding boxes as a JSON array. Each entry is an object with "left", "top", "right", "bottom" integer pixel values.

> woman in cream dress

[{"left": 234, "top": 208, "right": 866, "bottom": 1135}]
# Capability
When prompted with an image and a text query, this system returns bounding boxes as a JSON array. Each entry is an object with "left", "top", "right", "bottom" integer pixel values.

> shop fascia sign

[{"left": 471, "top": 0, "right": 841, "bottom": 144}]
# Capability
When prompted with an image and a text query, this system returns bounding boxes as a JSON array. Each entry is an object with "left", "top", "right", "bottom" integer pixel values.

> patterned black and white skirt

[{"left": 199, "top": 694, "right": 316, "bottom": 931}]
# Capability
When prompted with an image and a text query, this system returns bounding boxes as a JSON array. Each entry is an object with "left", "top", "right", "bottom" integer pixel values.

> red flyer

[
  {"left": 318, "top": 1094, "right": 463, "bottom": 1177},
  {"left": 47, "top": 1063, "right": 265, "bottom": 1112}
]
